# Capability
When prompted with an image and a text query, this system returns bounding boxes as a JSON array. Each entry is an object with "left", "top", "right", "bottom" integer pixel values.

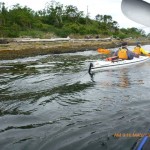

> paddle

[
  {"left": 97, "top": 48, "right": 120, "bottom": 61},
  {"left": 105, "top": 56, "right": 119, "bottom": 61},
  {"left": 97, "top": 48, "right": 111, "bottom": 54}
]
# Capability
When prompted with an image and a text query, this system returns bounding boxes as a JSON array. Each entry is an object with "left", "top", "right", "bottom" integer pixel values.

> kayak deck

[{"left": 88, "top": 56, "right": 149, "bottom": 74}]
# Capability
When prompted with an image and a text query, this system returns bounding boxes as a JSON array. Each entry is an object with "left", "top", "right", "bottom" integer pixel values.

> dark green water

[{"left": 0, "top": 46, "right": 150, "bottom": 150}]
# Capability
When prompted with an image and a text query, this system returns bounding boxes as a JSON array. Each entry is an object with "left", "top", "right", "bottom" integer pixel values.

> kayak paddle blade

[
  {"left": 121, "top": 0, "right": 150, "bottom": 27},
  {"left": 97, "top": 48, "right": 110, "bottom": 54}
]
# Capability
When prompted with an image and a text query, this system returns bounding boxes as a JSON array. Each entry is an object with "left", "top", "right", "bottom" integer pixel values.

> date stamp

[{"left": 114, "top": 133, "right": 150, "bottom": 138}]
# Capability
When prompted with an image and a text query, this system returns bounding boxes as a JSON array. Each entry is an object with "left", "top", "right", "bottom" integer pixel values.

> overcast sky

[{"left": 2, "top": 0, "right": 150, "bottom": 33}]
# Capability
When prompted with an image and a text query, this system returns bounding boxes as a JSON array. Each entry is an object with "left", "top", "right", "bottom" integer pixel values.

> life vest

[
  {"left": 133, "top": 47, "right": 141, "bottom": 55},
  {"left": 118, "top": 49, "right": 128, "bottom": 59}
]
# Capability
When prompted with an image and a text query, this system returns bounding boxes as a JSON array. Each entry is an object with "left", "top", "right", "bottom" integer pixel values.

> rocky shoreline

[{"left": 0, "top": 38, "right": 150, "bottom": 60}]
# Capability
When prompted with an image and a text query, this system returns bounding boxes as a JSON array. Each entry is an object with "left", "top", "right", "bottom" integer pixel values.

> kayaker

[
  {"left": 113, "top": 42, "right": 139, "bottom": 60},
  {"left": 132, "top": 42, "right": 150, "bottom": 56}
]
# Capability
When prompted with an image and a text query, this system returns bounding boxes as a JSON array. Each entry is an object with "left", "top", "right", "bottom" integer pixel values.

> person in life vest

[
  {"left": 133, "top": 42, "right": 150, "bottom": 56},
  {"left": 113, "top": 42, "right": 139, "bottom": 60}
]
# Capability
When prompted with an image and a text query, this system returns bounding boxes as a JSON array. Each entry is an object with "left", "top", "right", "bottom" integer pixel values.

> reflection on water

[
  {"left": 118, "top": 71, "right": 130, "bottom": 88},
  {"left": 90, "top": 67, "right": 145, "bottom": 89},
  {"left": 0, "top": 48, "right": 150, "bottom": 150}
]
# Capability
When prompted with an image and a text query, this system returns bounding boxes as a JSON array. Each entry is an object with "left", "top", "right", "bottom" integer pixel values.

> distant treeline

[{"left": 0, "top": 1, "right": 147, "bottom": 38}]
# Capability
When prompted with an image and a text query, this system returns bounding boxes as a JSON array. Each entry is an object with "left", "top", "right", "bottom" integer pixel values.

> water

[{"left": 0, "top": 46, "right": 150, "bottom": 150}]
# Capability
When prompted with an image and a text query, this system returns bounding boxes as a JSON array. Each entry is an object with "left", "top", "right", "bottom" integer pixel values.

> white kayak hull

[{"left": 89, "top": 56, "right": 150, "bottom": 74}]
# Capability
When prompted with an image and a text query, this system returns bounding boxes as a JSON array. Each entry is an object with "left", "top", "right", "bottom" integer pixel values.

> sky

[{"left": 1, "top": 0, "right": 150, "bottom": 33}]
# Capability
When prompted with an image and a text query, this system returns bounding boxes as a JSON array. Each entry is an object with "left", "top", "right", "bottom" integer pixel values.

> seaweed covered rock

[{"left": 0, "top": 39, "right": 9, "bottom": 44}]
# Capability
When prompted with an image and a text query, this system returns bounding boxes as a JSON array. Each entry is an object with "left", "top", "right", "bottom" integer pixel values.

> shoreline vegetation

[
  {"left": 0, "top": 1, "right": 150, "bottom": 60},
  {"left": 0, "top": 37, "right": 150, "bottom": 60}
]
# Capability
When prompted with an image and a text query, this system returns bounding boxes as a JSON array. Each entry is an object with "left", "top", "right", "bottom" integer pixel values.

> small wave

[
  {"left": 0, "top": 55, "right": 48, "bottom": 64},
  {"left": 26, "top": 64, "right": 55, "bottom": 68},
  {"left": 0, "top": 121, "right": 57, "bottom": 133},
  {"left": 0, "top": 66, "right": 13, "bottom": 68}
]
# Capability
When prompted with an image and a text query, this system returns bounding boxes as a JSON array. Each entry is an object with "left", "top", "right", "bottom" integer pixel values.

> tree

[
  {"left": 63, "top": 5, "right": 84, "bottom": 23},
  {"left": 95, "top": 14, "right": 103, "bottom": 23},
  {"left": 95, "top": 14, "right": 119, "bottom": 34},
  {"left": 45, "top": 1, "right": 64, "bottom": 27},
  {"left": 0, "top": 2, "right": 8, "bottom": 25},
  {"left": 8, "top": 4, "right": 36, "bottom": 29},
  {"left": 0, "top": 1, "right": 146, "bottom": 38}
]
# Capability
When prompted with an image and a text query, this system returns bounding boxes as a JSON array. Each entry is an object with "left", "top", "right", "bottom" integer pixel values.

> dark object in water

[{"left": 88, "top": 62, "right": 93, "bottom": 75}]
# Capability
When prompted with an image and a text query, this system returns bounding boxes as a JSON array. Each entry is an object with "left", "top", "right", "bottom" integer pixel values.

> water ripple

[{"left": 0, "top": 48, "right": 150, "bottom": 150}]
